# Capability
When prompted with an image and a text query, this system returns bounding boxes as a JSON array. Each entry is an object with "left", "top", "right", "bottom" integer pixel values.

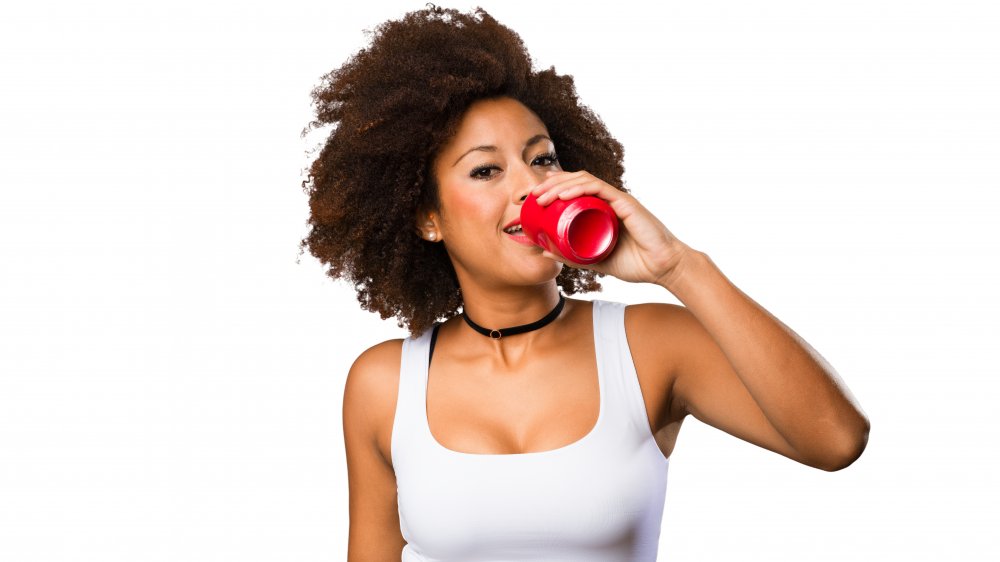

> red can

[{"left": 520, "top": 193, "right": 619, "bottom": 265}]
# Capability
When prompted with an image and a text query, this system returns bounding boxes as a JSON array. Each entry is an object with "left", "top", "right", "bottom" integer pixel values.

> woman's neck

[{"left": 458, "top": 284, "right": 564, "bottom": 334}]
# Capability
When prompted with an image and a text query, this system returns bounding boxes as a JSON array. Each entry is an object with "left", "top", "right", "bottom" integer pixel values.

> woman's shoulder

[
  {"left": 344, "top": 338, "right": 406, "bottom": 409},
  {"left": 342, "top": 338, "right": 406, "bottom": 465},
  {"left": 586, "top": 297, "right": 689, "bottom": 332},
  {"left": 344, "top": 339, "right": 403, "bottom": 419},
  {"left": 622, "top": 300, "right": 689, "bottom": 322},
  {"left": 352, "top": 337, "right": 407, "bottom": 367},
  {"left": 621, "top": 301, "right": 692, "bottom": 374}
]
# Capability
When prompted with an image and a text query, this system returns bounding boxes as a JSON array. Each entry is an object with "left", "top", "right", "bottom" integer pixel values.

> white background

[{"left": 1, "top": 0, "right": 997, "bottom": 560}]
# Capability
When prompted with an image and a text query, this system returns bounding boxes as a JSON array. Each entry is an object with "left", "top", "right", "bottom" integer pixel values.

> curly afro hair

[{"left": 299, "top": 4, "right": 629, "bottom": 337}]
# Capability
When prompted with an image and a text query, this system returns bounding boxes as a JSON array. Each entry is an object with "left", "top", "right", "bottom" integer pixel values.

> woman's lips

[{"left": 505, "top": 231, "right": 536, "bottom": 246}]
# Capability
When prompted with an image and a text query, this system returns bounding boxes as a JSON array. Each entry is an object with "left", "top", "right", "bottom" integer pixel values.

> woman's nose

[
  {"left": 515, "top": 169, "right": 556, "bottom": 203},
  {"left": 515, "top": 179, "right": 533, "bottom": 203}
]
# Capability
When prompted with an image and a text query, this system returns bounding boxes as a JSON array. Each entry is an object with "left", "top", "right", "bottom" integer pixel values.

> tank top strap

[
  {"left": 591, "top": 299, "right": 657, "bottom": 440},
  {"left": 390, "top": 323, "right": 437, "bottom": 472}
]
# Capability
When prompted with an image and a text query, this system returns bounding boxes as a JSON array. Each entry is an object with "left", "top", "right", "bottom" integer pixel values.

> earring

[{"left": 427, "top": 232, "right": 436, "bottom": 241}]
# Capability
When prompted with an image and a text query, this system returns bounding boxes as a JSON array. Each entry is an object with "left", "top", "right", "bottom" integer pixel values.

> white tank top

[{"left": 392, "top": 299, "right": 670, "bottom": 561}]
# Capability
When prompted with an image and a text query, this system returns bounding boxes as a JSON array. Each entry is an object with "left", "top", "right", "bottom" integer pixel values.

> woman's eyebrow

[{"left": 452, "top": 134, "right": 552, "bottom": 167}]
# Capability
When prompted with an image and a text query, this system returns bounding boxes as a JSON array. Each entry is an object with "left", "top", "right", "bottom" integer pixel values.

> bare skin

[
  {"left": 342, "top": 96, "right": 870, "bottom": 560},
  {"left": 399, "top": 298, "right": 682, "bottom": 459}
]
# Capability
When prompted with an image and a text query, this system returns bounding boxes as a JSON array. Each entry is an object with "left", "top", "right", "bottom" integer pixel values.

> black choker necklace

[{"left": 462, "top": 294, "right": 566, "bottom": 340}]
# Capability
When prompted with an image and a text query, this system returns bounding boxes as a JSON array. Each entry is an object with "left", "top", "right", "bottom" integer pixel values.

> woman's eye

[
  {"left": 470, "top": 164, "right": 499, "bottom": 179},
  {"left": 469, "top": 153, "right": 559, "bottom": 180},
  {"left": 534, "top": 152, "right": 559, "bottom": 167}
]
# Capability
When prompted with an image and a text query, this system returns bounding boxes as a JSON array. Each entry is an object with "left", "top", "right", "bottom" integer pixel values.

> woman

[{"left": 301, "top": 5, "right": 870, "bottom": 561}]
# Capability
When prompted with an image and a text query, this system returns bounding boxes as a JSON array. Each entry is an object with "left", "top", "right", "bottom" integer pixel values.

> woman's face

[{"left": 423, "top": 96, "right": 565, "bottom": 290}]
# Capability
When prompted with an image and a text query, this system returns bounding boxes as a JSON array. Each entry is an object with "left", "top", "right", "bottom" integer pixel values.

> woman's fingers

[
  {"left": 536, "top": 184, "right": 590, "bottom": 205},
  {"left": 530, "top": 170, "right": 586, "bottom": 198},
  {"left": 533, "top": 175, "right": 603, "bottom": 205},
  {"left": 546, "top": 181, "right": 597, "bottom": 202}
]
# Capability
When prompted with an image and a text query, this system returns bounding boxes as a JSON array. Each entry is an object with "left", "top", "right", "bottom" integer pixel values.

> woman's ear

[{"left": 415, "top": 208, "right": 441, "bottom": 242}]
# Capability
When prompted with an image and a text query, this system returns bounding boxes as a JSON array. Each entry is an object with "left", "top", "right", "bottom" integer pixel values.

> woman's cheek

[{"left": 448, "top": 187, "right": 501, "bottom": 227}]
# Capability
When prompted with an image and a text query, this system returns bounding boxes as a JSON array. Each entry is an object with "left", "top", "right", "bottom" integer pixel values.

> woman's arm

[
  {"left": 530, "top": 170, "right": 870, "bottom": 471},
  {"left": 656, "top": 250, "right": 870, "bottom": 471},
  {"left": 343, "top": 340, "right": 408, "bottom": 560}
]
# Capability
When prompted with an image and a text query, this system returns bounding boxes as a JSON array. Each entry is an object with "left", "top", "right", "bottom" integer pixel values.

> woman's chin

[{"left": 510, "top": 255, "right": 563, "bottom": 280}]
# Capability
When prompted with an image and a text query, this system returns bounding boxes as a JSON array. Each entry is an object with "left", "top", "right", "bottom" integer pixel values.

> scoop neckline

[{"left": 421, "top": 299, "right": 605, "bottom": 458}]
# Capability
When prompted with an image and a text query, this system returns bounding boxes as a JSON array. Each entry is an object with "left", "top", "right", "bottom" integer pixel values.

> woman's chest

[
  {"left": 396, "top": 447, "right": 668, "bottom": 560},
  {"left": 426, "top": 339, "right": 600, "bottom": 455}
]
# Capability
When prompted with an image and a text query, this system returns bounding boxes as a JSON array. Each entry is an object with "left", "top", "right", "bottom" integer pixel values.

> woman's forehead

[{"left": 440, "top": 98, "right": 551, "bottom": 158}]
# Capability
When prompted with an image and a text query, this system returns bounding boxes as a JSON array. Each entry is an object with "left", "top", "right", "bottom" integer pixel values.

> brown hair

[{"left": 299, "top": 4, "right": 629, "bottom": 336}]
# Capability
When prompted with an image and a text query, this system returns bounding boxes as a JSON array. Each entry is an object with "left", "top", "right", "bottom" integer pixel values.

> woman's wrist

[{"left": 654, "top": 246, "right": 714, "bottom": 297}]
